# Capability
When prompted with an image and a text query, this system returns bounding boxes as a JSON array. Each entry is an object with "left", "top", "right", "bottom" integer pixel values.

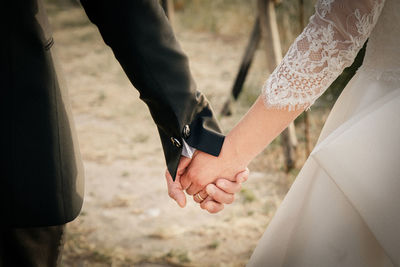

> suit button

[
  {"left": 182, "top": 125, "right": 191, "bottom": 139},
  {"left": 170, "top": 137, "right": 182, "bottom": 148}
]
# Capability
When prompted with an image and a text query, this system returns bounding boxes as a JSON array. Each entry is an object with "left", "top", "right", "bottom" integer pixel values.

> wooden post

[
  {"left": 258, "top": 0, "right": 298, "bottom": 171},
  {"left": 258, "top": 0, "right": 281, "bottom": 72},
  {"left": 221, "top": 17, "right": 262, "bottom": 116},
  {"left": 220, "top": 0, "right": 298, "bottom": 170}
]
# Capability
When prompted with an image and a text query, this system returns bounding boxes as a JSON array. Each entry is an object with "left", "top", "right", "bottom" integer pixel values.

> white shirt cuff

[{"left": 181, "top": 139, "right": 196, "bottom": 158}]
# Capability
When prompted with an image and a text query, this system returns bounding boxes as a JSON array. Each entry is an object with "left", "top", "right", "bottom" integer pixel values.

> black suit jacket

[{"left": 2, "top": 0, "right": 224, "bottom": 227}]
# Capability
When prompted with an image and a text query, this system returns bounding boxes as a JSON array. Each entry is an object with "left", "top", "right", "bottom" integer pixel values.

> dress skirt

[{"left": 247, "top": 70, "right": 400, "bottom": 267}]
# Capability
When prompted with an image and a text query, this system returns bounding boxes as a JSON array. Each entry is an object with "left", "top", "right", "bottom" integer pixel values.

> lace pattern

[{"left": 262, "top": 0, "right": 385, "bottom": 110}]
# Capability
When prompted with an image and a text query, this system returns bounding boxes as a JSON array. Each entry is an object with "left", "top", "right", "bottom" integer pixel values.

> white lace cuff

[{"left": 262, "top": 0, "right": 385, "bottom": 111}]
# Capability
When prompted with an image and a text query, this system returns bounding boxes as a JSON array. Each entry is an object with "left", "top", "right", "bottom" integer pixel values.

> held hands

[
  {"left": 192, "top": 170, "right": 248, "bottom": 213},
  {"left": 165, "top": 139, "right": 249, "bottom": 213}
]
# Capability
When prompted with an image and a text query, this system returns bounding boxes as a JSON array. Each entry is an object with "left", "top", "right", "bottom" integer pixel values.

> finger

[
  {"left": 169, "top": 187, "right": 187, "bottom": 208},
  {"left": 236, "top": 167, "right": 250, "bottom": 183},
  {"left": 216, "top": 179, "right": 242, "bottom": 194},
  {"left": 180, "top": 173, "right": 192, "bottom": 191},
  {"left": 165, "top": 170, "right": 186, "bottom": 208},
  {"left": 206, "top": 184, "right": 235, "bottom": 204},
  {"left": 204, "top": 200, "right": 225, "bottom": 214},
  {"left": 200, "top": 196, "right": 213, "bottom": 210},
  {"left": 200, "top": 196, "right": 224, "bottom": 213},
  {"left": 186, "top": 183, "right": 202, "bottom": 196},
  {"left": 177, "top": 157, "right": 193, "bottom": 190},
  {"left": 193, "top": 190, "right": 208, "bottom": 203},
  {"left": 173, "top": 175, "right": 187, "bottom": 208},
  {"left": 177, "top": 156, "right": 192, "bottom": 176}
]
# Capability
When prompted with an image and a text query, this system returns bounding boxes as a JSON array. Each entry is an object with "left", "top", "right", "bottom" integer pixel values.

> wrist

[{"left": 219, "top": 134, "right": 248, "bottom": 171}]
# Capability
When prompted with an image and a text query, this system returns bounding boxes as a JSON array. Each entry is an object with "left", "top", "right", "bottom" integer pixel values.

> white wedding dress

[{"left": 248, "top": 0, "right": 400, "bottom": 266}]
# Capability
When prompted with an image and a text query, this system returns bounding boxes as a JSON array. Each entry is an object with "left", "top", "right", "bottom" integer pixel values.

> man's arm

[{"left": 80, "top": 0, "right": 224, "bottom": 179}]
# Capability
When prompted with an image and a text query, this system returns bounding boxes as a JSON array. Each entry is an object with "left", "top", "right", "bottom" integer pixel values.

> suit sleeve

[{"left": 79, "top": 0, "right": 224, "bottom": 179}]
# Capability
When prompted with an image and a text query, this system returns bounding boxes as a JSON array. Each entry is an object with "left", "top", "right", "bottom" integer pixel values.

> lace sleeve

[{"left": 262, "top": 0, "right": 385, "bottom": 110}]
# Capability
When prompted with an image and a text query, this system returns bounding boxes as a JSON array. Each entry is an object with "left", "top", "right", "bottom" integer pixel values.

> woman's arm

[
  {"left": 181, "top": 0, "right": 385, "bottom": 196},
  {"left": 181, "top": 97, "right": 302, "bottom": 195},
  {"left": 225, "top": 97, "right": 303, "bottom": 168}
]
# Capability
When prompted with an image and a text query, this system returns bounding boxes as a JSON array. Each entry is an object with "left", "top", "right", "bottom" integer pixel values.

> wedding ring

[{"left": 196, "top": 193, "right": 204, "bottom": 201}]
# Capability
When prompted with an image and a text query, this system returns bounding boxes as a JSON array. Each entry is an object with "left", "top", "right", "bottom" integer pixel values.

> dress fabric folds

[{"left": 248, "top": 0, "right": 400, "bottom": 266}]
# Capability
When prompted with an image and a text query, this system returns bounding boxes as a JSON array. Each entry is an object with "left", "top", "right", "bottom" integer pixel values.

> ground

[{"left": 45, "top": 4, "right": 330, "bottom": 267}]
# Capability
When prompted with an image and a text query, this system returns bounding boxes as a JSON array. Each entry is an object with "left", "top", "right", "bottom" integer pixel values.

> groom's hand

[
  {"left": 165, "top": 157, "right": 192, "bottom": 208},
  {"left": 180, "top": 138, "right": 247, "bottom": 196}
]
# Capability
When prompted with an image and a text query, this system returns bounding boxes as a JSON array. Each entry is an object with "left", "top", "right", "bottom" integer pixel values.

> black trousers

[{"left": 0, "top": 225, "right": 65, "bottom": 267}]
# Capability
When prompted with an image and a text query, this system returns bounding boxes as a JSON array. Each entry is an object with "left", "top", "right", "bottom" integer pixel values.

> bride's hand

[
  {"left": 165, "top": 155, "right": 248, "bottom": 213},
  {"left": 180, "top": 136, "right": 248, "bottom": 196},
  {"left": 193, "top": 169, "right": 249, "bottom": 213}
]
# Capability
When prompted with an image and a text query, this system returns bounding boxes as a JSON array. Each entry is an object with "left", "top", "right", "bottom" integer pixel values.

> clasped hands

[{"left": 165, "top": 141, "right": 249, "bottom": 213}]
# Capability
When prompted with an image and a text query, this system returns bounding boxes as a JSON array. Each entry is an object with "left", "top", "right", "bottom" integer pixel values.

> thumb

[
  {"left": 165, "top": 170, "right": 187, "bottom": 208},
  {"left": 177, "top": 156, "right": 192, "bottom": 176},
  {"left": 235, "top": 167, "right": 250, "bottom": 183},
  {"left": 172, "top": 187, "right": 187, "bottom": 208}
]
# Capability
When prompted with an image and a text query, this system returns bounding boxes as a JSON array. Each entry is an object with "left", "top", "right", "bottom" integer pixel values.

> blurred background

[{"left": 43, "top": 0, "right": 350, "bottom": 266}]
